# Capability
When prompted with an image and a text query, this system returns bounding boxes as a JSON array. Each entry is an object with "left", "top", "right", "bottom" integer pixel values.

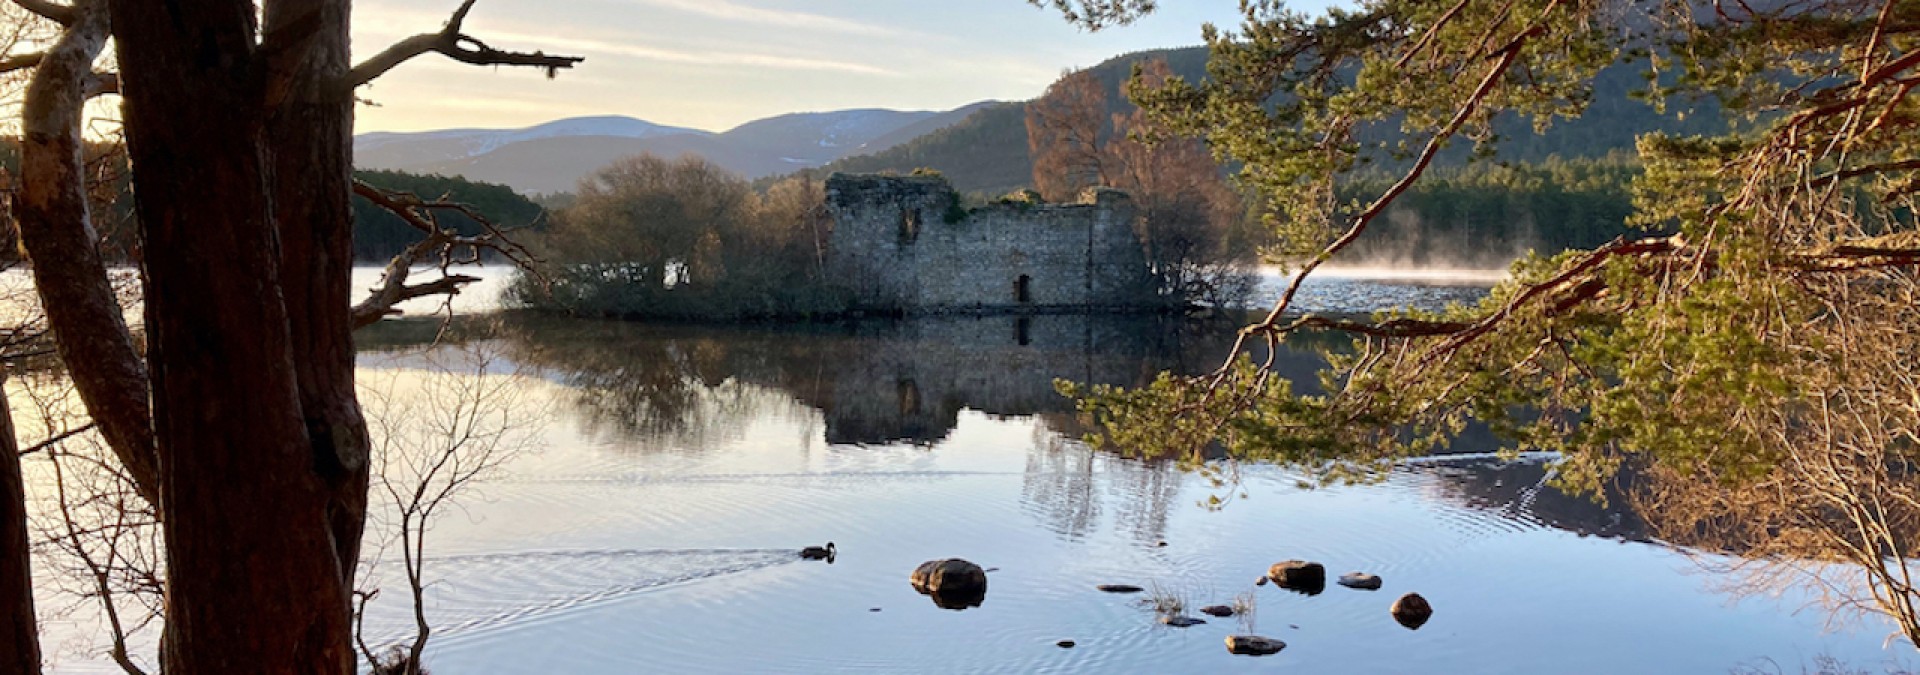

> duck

[{"left": 800, "top": 542, "right": 837, "bottom": 560}]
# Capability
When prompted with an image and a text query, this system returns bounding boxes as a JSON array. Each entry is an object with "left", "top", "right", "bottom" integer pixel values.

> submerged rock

[
  {"left": 1199, "top": 605, "right": 1235, "bottom": 618},
  {"left": 911, "top": 559, "right": 988, "bottom": 610},
  {"left": 1159, "top": 615, "right": 1207, "bottom": 627},
  {"left": 1267, "top": 560, "right": 1327, "bottom": 595},
  {"left": 1338, "top": 572, "right": 1383, "bottom": 590},
  {"left": 1391, "top": 592, "right": 1434, "bottom": 629},
  {"left": 1096, "top": 584, "right": 1145, "bottom": 593},
  {"left": 1225, "top": 635, "right": 1287, "bottom": 656}
]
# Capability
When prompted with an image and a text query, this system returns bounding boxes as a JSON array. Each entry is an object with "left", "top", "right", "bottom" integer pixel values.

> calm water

[{"left": 28, "top": 268, "right": 1918, "bottom": 673}]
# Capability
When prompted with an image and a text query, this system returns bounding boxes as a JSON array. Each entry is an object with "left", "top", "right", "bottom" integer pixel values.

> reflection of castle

[
  {"left": 824, "top": 174, "right": 1158, "bottom": 313},
  {"left": 801, "top": 315, "right": 1197, "bottom": 445},
  {"left": 476, "top": 313, "right": 1249, "bottom": 446}
]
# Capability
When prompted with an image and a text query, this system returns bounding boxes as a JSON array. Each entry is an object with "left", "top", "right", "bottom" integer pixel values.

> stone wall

[{"left": 823, "top": 173, "right": 1157, "bottom": 313}]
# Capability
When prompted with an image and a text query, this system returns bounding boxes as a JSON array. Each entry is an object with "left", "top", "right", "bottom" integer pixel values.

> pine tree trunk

[
  {"left": 0, "top": 376, "right": 40, "bottom": 675},
  {"left": 105, "top": 0, "right": 363, "bottom": 670},
  {"left": 265, "top": 0, "right": 372, "bottom": 584}
]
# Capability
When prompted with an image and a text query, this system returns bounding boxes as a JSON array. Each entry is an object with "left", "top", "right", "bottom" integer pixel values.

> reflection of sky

[{"left": 384, "top": 393, "right": 1906, "bottom": 674}]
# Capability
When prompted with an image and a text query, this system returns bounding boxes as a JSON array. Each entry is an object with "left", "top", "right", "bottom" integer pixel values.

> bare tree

[
  {"left": 355, "top": 345, "right": 549, "bottom": 674},
  {"left": 1632, "top": 276, "right": 1920, "bottom": 648},
  {"left": 1027, "top": 59, "right": 1256, "bottom": 307},
  {"left": 1025, "top": 67, "right": 1112, "bottom": 202}
]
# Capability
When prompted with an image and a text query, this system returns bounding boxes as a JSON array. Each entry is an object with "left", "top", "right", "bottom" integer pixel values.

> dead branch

[
  {"left": 0, "top": 51, "right": 43, "bottom": 74},
  {"left": 17, "top": 422, "right": 96, "bottom": 457},
  {"left": 341, "top": 0, "right": 583, "bottom": 91},
  {"left": 349, "top": 179, "right": 541, "bottom": 328},
  {"left": 10, "top": 0, "right": 74, "bottom": 25}
]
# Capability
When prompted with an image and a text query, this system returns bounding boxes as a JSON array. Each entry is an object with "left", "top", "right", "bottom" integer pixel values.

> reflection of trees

[
  {"left": 1424, "top": 458, "right": 1647, "bottom": 541},
  {"left": 1022, "top": 431, "right": 1103, "bottom": 540},
  {"left": 477, "top": 313, "right": 1236, "bottom": 449},
  {"left": 488, "top": 318, "right": 813, "bottom": 451},
  {"left": 1021, "top": 417, "right": 1180, "bottom": 544},
  {"left": 1633, "top": 454, "right": 1920, "bottom": 648}
]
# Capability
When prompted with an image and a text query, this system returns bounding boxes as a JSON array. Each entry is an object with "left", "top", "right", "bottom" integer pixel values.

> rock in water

[
  {"left": 1267, "top": 560, "right": 1327, "bottom": 595},
  {"left": 1056, "top": 640, "right": 1075, "bottom": 648},
  {"left": 1391, "top": 592, "right": 1434, "bottom": 629},
  {"left": 1225, "top": 635, "right": 1287, "bottom": 656},
  {"left": 1096, "top": 584, "right": 1145, "bottom": 593},
  {"left": 1159, "top": 615, "right": 1207, "bottom": 627},
  {"left": 1338, "top": 572, "right": 1383, "bottom": 590},
  {"left": 910, "top": 559, "right": 988, "bottom": 610},
  {"left": 1199, "top": 605, "right": 1235, "bottom": 618}
]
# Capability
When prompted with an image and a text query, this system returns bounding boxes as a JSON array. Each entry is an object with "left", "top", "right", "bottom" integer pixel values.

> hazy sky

[{"left": 348, "top": 1, "right": 1325, "bottom": 134}]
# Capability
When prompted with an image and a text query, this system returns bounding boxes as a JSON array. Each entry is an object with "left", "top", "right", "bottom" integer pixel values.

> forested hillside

[
  {"left": 350, "top": 170, "right": 547, "bottom": 260},
  {"left": 813, "top": 45, "right": 1728, "bottom": 261},
  {"left": 0, "top": 144, "right": 542, "bottom": 263}
]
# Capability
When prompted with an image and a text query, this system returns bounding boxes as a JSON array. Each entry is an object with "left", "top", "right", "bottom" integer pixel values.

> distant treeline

[
  {"left": 1, "top": 138, "right": 545, "bottom": 263},
  {"left": 1339, "top": 153, "right": 1644, "bottom": 268},
  {"left": 349, "top": 169, "right": 547, "bottom": 260}
]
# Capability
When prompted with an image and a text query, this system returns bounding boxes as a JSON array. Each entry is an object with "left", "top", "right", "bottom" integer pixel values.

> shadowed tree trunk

[
  {"left": 265, "top": 0, "right": 373, "bottom": 599},
  {"left": 1, "top": 375, "right": 38, "bottom": 675},
  {"left": 103, "top": 0, "right": 362, "bottom": 666}
]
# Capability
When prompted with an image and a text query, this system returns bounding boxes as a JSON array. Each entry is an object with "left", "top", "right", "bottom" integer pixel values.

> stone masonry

[{"left": 823, "top": 173, "right": 1157, "bottom": 313}]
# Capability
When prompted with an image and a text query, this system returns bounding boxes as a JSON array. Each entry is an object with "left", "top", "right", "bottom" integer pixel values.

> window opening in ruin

[
  {"left": 1015, "top": 317, "right": 1032, "bottom": 346},
  {"left": 898, "top": 208, "right": 920, "bottom": 245},
  {"left": 897, "top": 378, "right": 921, "bottom": 415},
  {"left": 1014, "top": 274, "right": 1032, "bottom": 304}
]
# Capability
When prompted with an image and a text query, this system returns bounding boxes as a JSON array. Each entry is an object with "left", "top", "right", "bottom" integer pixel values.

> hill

[
  {"left": 354, "top": 106, "right": 994, "bottom": 195},
  {"left": 812, "top": 46, "right": 1735, "bottom": 195}
]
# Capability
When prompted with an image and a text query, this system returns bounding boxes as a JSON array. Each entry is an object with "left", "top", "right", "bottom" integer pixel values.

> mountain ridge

[{"left": 353, "top": 104, "right": 997, "bottom": 194}]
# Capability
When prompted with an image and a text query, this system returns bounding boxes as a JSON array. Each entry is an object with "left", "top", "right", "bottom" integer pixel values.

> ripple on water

[{"left": 357, "top": 548, "right": 798, "bottom": 648}]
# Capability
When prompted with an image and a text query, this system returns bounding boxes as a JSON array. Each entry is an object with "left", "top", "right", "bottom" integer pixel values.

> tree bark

[
  {"left": 265, "top": 0, "right": 373, "bottom": 592},
  {"left": 105, "top": 0, "right": 358, "bottom": 670},
  {"left": 1, "top": 374, "right": 40, "bottom": 675},
  {"left": 13, "top": 0, "right": 159, "bottom": 505}
]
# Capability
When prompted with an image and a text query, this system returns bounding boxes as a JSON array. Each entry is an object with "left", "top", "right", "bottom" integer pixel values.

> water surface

[{"left": 27, "top": 268, "right": 1915, "bottom": 674}]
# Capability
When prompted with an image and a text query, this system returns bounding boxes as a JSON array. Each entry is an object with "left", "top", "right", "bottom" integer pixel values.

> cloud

[{"left": 626, "top": 0, "right": 907, "bottom": 39}]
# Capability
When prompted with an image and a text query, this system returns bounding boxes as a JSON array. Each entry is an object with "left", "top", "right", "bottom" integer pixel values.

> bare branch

[
  {"left": 349, "top": 179, "right": 542, "bottom": 328},
  {"left": 11, "top": 0, "right": 75, "bottom": 25},
  {"left": 17, "top": 422, "right": 97, "bottom": 457},
  {"left": 0, "top": 51, "right": 43, "bottom": 74},
  {"left": 341, "top": 0, "right": 582, "bottom": 90},
  {"left": 84, "top": 70, "right": 114, "bottom": 97}
]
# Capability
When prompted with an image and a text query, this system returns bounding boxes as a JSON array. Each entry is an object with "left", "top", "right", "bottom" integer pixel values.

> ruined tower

[{"left": 822, "top": 173, "right": 1157, "bottom": 313}]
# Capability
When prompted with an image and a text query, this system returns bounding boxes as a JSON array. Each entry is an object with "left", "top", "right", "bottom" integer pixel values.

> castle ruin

[{"left": 823, "top": 173, "right": 1158, "bottom": 314}]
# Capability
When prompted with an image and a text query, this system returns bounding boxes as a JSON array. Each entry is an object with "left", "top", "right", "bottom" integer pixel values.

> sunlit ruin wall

[{"left": 823, "top": 173, "right": 1157, "bottom": 313}]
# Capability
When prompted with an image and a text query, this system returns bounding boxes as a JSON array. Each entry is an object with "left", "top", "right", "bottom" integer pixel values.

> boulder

[
  {"left": 911, "top": 559, "right": 987, "bottom": 594},
  {"left": 1056, "top": 640, "right": 1075, "bottom": 649},
  {"left": 1198, "top": 605, "right": 1235, "bottom": 618},
  {"left": 1338, "top": 572, "right": 1383, "bottom": 590},
  {"left": 1096, "top": 584, "right": 1144, "bottom": 593},
  {"left": 1159, "top": 615, "right": 1207, "bottom": 627},
  {"left": 1391, "top": 592, "right": 1433, "bottom": 629},
  {"left": 1267, "top": 560, "right": 1327, "bottom": 595},
  {"left": 911, "top": 559, "right": 988, "bottom": 610},
  {"left": 1225, "top": 635, "right": 1287, "bottom": 656}
]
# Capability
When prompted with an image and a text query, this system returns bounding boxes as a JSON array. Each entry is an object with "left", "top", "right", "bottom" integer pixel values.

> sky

[{"left": 347, "top": 0, "right": 1319, "bottom": 134}]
